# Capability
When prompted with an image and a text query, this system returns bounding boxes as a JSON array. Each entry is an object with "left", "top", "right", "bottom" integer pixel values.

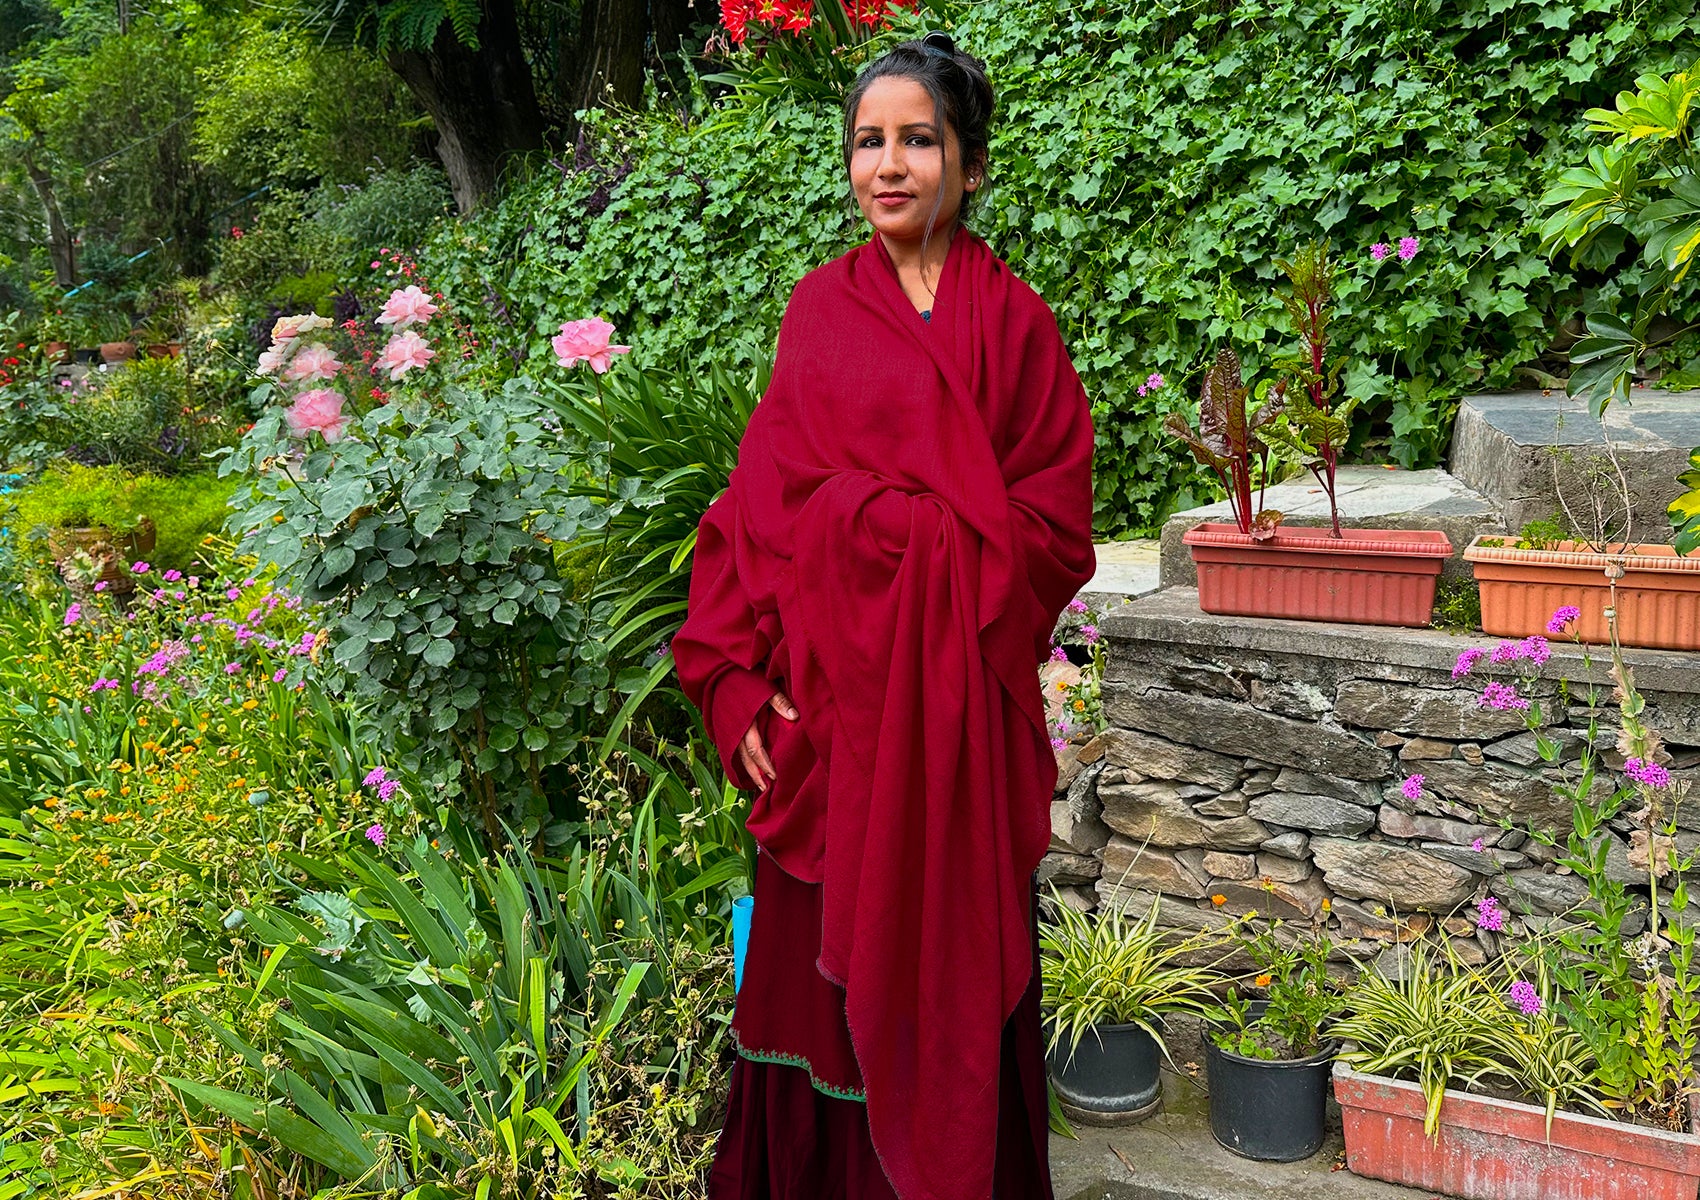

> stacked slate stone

[{"left": 1040, "top": 605, "right": 1700, "bottom": 974}]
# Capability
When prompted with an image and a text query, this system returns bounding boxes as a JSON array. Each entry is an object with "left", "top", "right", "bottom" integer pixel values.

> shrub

[{"left": 44, "top": 356, "right": 199, "bottom": 472}]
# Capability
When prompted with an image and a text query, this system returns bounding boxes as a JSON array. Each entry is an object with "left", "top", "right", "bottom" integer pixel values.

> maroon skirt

[{"left": 707, "top": 845, "right": 1055, "bottom": 1199}]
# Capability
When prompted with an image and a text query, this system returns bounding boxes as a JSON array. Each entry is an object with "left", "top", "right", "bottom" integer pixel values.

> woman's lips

[{"left": 875, "top": 194, "right": 914, "bottom": 207}]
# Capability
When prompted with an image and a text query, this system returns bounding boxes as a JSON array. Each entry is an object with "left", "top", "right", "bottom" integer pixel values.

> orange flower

[
  {"left": 1254, "top": 973, "right": 1273, "bottom": 988},
  {"left": 1210, "top": 894, "right": 1227, "bottom": 906},
  {"left": 42, "top": 797, "right": 58, "bottom": 809},
  {"left": 1320, "top": 898, "right": 1333, "bottom": 912}
]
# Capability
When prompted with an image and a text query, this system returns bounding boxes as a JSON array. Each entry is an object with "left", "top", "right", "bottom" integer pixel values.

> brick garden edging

[{"left": 1043, "top": 588, "right": 1700, "bottom": 972}]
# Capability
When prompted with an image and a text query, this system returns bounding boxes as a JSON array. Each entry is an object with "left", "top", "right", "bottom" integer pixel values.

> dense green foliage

[{"left": 449, "top": 0, "right": 1700, "bottom": 534}]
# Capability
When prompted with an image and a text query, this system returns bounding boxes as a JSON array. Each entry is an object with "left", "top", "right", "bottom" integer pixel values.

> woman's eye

[
  {"left": 908, "top": 135, "right": 934, "bottom": 146},
  {"left": 858, "top": 136, "right": 881, "bottom": 149}
]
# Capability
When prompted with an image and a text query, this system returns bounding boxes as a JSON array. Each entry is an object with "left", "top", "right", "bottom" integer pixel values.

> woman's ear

[{"left": 964, "top": 154, "right": 987, "bottom": 192}]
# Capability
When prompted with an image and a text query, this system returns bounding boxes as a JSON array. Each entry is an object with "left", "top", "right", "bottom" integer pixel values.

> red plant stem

[{"left": 1306, "top": 292, "right": 1343, "bottom": 538}]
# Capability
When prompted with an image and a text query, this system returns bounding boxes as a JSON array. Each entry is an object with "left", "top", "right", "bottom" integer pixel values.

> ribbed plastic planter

[
  {"left": 1044, "top": 1020, "right": 1163, "bottom": 1126},
  {"left": 1206, "top": 1036, "right": 1336, "bottom": 1161},
  {"left": 1335, "top": 1063, "right": 1700, "bottom": 1200},
  {"left": 1462, "top": 535, "right": 1700, "bottom": 652},
  {"left": 1182, "top": 524, "right": 1453, "bottom": 627}
]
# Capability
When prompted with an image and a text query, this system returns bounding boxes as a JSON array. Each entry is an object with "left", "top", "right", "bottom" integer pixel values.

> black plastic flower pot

[
  {"left": 1205, "top": 1034, "right": 1336, "bottom": 1162},
  {"left": 1043, "top": 1019, "right": 1163, "bottom": 1126}
]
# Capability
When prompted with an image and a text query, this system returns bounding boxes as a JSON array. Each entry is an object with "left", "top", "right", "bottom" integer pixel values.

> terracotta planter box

[
  {"left": 47, "top": 519, "right": 156, "bottom": 594},
  {"left": 98, "top": 341, "right": 137, "bottom": 364},
  {"left": 1462, "top": 535, "right": 1700, "bottom": 652},
  {"left": 1335, "top": 1063, "right": 1700, "bottom": 1200},
  {"left": 1182, "top": 523, "right": 1452, "bottom": 627}
]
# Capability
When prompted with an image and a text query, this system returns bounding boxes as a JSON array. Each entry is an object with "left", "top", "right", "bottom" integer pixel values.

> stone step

[
  {"left": 1448, "top": 388, "right": 1700, "bottom": 544},
  {"left": 1158, "top": 465, "right": 1506, "bottom": 588}
]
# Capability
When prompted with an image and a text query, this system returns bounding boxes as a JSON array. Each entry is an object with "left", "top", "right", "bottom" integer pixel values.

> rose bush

[{"left": 220, "top": 276, "right": 635, "bottom": 841}]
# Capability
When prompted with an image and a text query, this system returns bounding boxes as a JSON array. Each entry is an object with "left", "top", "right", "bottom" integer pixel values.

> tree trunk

[
  {"left": 648, "top": 0, "right": 711, "bottom": 86},
  {"left": 21, "top": 142, "right": 75, "bottom": 288},
  {"left": 386, "top": 0, "right": 547, "bottom": 214},
  {"left": 559, "top": 0, "right": 647, "bottom": 140}
]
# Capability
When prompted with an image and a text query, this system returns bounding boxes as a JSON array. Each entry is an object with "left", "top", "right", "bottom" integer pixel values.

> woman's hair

[{"left": 841, "top": 30, "right": 995, "bottom": 248}]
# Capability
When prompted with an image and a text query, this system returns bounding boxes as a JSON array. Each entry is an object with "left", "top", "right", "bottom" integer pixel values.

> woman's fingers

[
  {"left": 741, "top": 723, "right": 777, "bottom": 791},
  {"left": 769, "top": 690, "right": 800, "bottom": 720}
]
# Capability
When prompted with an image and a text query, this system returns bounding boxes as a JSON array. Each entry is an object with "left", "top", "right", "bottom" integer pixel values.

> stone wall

[{"left": 1042, "top": 588, "right": 1700, "bottom": 972}]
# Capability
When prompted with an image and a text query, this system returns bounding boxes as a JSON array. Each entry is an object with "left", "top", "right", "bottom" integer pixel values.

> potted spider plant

[
  {"left": 1168, "top": 244, "right": 1452, "bottom": 627},
  {"left": 1205, "top": 921, "right": 1344, "bottom": 1162},
  {"left": 1040, "top": 884, "right": 1232, "bottom": 1125}
]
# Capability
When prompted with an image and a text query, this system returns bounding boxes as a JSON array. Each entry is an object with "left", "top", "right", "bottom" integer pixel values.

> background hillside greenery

[{"left": 433, "top": 0, "right": 1700, "bottom": 534}]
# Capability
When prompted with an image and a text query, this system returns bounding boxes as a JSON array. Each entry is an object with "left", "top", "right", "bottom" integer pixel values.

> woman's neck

[{"left": 879, "top": 222, "right": 957, "bottom": 291}]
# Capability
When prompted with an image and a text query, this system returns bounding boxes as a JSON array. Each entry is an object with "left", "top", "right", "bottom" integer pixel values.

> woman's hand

[{"left": 739, "top": 691, "right": 800, "bottom": 792}]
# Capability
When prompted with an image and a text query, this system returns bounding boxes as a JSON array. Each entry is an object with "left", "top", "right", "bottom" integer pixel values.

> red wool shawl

[{"left": 674, "top": 225, "right": 1095, "bottom": 1200}]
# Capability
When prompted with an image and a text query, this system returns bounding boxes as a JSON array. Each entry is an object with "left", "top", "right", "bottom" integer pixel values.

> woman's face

[{"left": 849, "top": 76, "right": 979, "bottom": 247}]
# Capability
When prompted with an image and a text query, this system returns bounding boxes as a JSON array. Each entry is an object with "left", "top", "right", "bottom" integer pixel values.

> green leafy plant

[
  {"left": 1514, "top": 514, "right": 1569, "bottom": 550},
  {"left": 169, "top": 816, "right": 659, "bottom": 1196},
  {"left": 1673, "top": 445, "right": 1700, "bottom": 554},
  {"left": 1210, "top": 922, "right": 1342, "bottom": 1061},
  {"left": 1540, "top": 65, "right": 1700, "bottom": 554},
  {"left": 1259, "top": 242, "right": 1359, "bottom": 539},
  {"left": 1164, "top": 346, "right": 1283, "bottom": 538},
  {"left": 1040, "top": 886, "right": 1234, "bottom": 1069}
]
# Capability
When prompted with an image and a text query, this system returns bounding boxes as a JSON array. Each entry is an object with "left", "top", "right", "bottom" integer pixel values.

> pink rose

[
  {"left": 376, "top": 285, "right": 439, "bottom": 330},
  {"left": 375, "top": 330, "right": 435, "bottom": 380},
  {"left": 256, "top": 341, "right": 296, "bottom": 376},
  {"left": 282, "top": 342, "right": 343, "bottom": 382},
  {"left": 271, "top": 313, "right": 331, "bottom": 342},
  {"left": 284, "top": 388, "right": 350, "bottom": 442},
  {"left": 552, "top": 318, "right": 631, "bottom": 374}
]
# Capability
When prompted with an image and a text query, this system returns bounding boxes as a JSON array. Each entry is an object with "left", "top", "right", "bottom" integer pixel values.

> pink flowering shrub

[{"left": 223, "top": 261, "right": 639, "bottom": 830}]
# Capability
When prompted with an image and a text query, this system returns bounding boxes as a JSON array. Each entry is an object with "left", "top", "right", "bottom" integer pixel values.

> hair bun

[{"left": 920, "top": 30, "right": 958, "bottom": 56}]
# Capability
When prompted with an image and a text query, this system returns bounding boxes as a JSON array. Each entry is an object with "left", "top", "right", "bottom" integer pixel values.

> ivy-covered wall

[{"left": 432, "top": 0, "right": 1700, "bottom": 536}]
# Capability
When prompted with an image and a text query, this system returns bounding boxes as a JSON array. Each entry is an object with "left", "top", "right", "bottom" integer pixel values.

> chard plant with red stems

[
  {"left": 1164, "top": 346, "right": 1285, "bottom": 539},
  {"left": 1261, "top": 241, "right": 1359, "bottom": 539}
]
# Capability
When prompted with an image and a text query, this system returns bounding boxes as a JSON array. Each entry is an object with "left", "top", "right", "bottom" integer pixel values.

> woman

[{"left": 673, "top": 30, "right": 1097, "bottom": 1200}]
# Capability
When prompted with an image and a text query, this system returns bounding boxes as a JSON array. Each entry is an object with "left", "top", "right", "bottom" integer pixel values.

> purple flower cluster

[
  {"left": 1080, "top": 624, "right": 1100, "bottom": 644},
  {"left": 1048, "top": 644, "right": 1068, "bottom": 663},
  {"left": 1400, "top": 774, "right": 1424, "bottom": 802},
  {"left": 1370, "top": 237, "right": 1420, "bottom": 263},
  {"left": 1479, "top": 680, "right": 1530, "bottom": 711},
  {"left": 1506, "top": 979, "right": 1542, "bottom": 1016},
  {"left": 1546, "top": 605, "right": 1580, "bottom": 635},
  {"left": 365, "top": 823, "right": 387, "bottom": 847},
  {"left": 1136, "top": 371, "right": 1166, "bottom": 397},
  {"left": 1452, "top": 647, "right": 1486, "bottom": 680},
  {"left": 63, "top": 603, "right": 82, "bottom": 627},
  {"left": 1475, "top": 895, "right": 1505, "bottom": 932},
  {"left": 1066, "top": 598, "right": 1088, "bottom": 615},
  {"left": 364, "top": 765, "right": 400, "bottom": 802},
  {"left": 1625, "top": 757, "right": 1672, "bottom": 789},
  {"left": 88, "top": 677, "right": 120, "bottom": 693}
]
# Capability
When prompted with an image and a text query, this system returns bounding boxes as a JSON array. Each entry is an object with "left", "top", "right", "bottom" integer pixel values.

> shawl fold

[{"left": 674, "top": 226, "right": 1095, "bottom": 1200}]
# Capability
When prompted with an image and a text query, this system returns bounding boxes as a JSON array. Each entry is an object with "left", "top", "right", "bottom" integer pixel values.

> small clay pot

[{"left": 98, "top": 341, "right": 137, "bottom": 364}]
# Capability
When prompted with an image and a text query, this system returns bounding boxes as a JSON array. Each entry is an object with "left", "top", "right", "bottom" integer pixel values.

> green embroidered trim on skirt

[{"left": 731, "top": 1027, "right": 866, "bottom": 1102}]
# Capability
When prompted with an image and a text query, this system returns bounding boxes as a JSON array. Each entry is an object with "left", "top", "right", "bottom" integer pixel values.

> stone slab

[
  {"left": 1106, "top": 686, "right": 1393, "bottom": 780},
  {"left": 1448, "top": 388, "right": 1700, "bottom": 539},
  {"left": 1158, "top": 465, "right": 1505, "bottom": 587},
  {"left": 1099, "top": 586, "right": 1700, "bottom": 699}
]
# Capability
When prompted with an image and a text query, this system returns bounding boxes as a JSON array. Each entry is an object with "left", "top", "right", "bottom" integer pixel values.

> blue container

[{"left": 732, "top": 894, "right": 754, "bottom": 993}]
